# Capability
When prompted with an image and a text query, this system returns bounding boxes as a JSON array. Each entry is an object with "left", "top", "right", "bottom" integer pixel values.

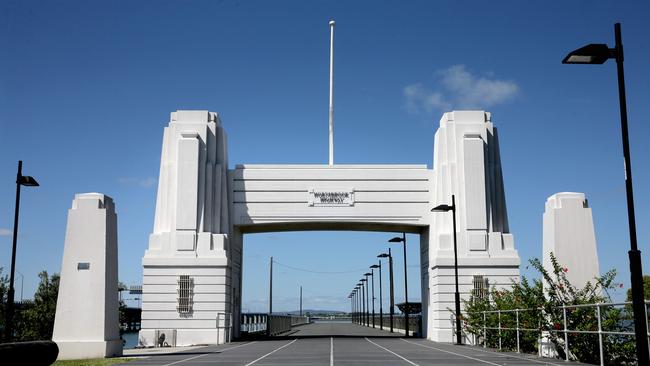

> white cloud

[
  {"left": 0, "top": 228, "right": 11, "bottom": 236},
  {"left": 404, "top": 65, "right": 519, "bottom": 114},
  {"left": 117, "top": 177, "right": 157, "bottom": 188}
]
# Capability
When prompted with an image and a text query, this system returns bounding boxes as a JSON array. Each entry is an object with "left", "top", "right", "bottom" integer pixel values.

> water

[{"left": 122, "top": 331, "right": 139, "bottom": 349}]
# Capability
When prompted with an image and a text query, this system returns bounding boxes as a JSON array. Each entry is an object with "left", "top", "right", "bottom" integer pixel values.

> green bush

[{"left": 463, "top": 254, "right": 637, "bottom": 365}]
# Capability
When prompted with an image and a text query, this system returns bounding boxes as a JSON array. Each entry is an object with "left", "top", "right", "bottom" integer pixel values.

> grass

[{"left": 52, "top": 358, "right": 134, "bottom": 366}]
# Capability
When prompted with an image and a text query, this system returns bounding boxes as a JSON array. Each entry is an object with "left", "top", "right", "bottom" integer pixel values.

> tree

[
  {"left": 625, "top": 275, "right": 650, "bottom": 301},
  {"left": 14, "top": 271, "right": 59, "bottom": 341},
  {"left": 0, "top": 267, "right": 9, "bottom": 333}
]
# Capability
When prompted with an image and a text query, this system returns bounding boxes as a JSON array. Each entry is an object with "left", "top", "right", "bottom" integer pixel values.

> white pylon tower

[{"left": 328, "top": 20, "right": 335, "bottom": 166}]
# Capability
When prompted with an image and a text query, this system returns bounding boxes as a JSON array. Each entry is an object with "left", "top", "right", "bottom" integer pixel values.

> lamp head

[
  {"left": 388, "top": 237, "right": 404, "bottom": 243},
  {"left": 364, "top": 272, "right": 372, "bottom": 276},
  {"left": 562, "top": 43, "right": 613, "bottom": 64},
  {"left": 19, "top": 175, "right": 39, "bottom": 187},
  {"left": 370, "top": 264, "right": 379, "bottom": 269},
  {"left": 377, "top": 253, "right": 389, "bottom": 258},
  {"left": 431, "top": 204, "right": 452, "bottom": 212}
]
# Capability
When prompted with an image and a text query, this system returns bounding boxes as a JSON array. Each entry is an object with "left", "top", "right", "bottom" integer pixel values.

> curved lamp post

[
  {"left": 389, "top": 233, "right": 409, "bottom": 336},
  {"left": 360, "top": 280, "right": 366, "bottom": 326},
  {"left": 371, "top": 263, "right": 382, "bottom": 330},
  {"left": 378, "top": 251, "right": 395, "bottom": 332},
  {"left": 432, "top": 194, "right": 462, "bottom": 345},
  {"left": 367, "top": 270, "right": 376, "bottom": 328},
  {"left": 563, "top": 23, "right": 648, "bottom": 364},
  {"left": 4, "top": 161, "right": 39, "bottom": 342}
]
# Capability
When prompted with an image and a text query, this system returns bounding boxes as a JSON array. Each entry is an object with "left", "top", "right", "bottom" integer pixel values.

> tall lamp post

[
  {"left": 360, "top": 280, "right": 366, "bottom": 326},
  {"left": 354, "top": 287, "right": 360, "bottom": 324},
  {"left": 378, "top": 250, "right": 395, "bottom": 332},
  {"left": 371, "top": 263, "right": 382, "bottom": 330},
  {"left": 432, "top": 194, "right": 462, "bottom": 345},
  {"left": 4, "top": 160, "right": 39, "bottom": 342},
  {"left": 363, "top": 274, "right": 371, "bottom": 326},
  {"left": 366, "top": 271, "right": 375, "bottom": 328},
  {"left": 389, "top": 233, "right": 409, "bottom": 337},
  {"left": 562, "top": 23, "right": 649, "bottom": 364}
]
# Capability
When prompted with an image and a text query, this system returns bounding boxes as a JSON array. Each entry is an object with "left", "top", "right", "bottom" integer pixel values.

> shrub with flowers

[{"left": 463, "top": 253, "right": 636, "bottom": 365}]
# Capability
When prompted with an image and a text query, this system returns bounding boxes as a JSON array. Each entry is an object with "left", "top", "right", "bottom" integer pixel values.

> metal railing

[
  {"left": 240, "top": 313, "right": 310, "bottom": 336},
  {"left": 462, "top": 300, "right": 650, "bottom": 366},
  {"left": 354, "top": 314, "right": 422, "bottom": 336}
]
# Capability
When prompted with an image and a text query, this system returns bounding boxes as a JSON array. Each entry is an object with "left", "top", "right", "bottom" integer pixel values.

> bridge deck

[{"left": 121, "top": 323, "right": 588, "bottom": 365}]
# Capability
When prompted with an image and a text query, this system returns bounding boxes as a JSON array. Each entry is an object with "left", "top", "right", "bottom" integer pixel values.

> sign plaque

[{"left": 308, "top": 189, "right": 354, "bottom": 206}]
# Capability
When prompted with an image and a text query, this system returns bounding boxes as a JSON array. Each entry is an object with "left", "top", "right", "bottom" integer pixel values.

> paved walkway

[
  {"left": 285, "top": 321, "right": 403, "bottom": 337},
  {"left": 119, "top": 323, "right": 587, "bottom": 365}
]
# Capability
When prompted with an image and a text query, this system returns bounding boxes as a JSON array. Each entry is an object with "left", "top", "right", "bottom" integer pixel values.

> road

[{"left": 120, "top": 323, "right": 585, "bottom": 365}]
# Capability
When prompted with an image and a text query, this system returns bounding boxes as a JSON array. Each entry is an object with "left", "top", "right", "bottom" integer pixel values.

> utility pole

[
  {"left": 268, "top": 256, "right": 273, "bottom": 336},
  {"left": 300, "top": 285, "right": 303, "bottom": 317}
]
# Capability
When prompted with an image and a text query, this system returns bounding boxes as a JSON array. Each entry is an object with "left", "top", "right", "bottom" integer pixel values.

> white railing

[
  {"left": 240, "top": 313, "right": 310, "bottom": 336},
  {"left": 461, "top": 300, "right": 650, "bottom": 366}
]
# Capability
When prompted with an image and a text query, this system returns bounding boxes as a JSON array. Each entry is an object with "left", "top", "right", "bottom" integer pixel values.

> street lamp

[
  {"left": 355, "top": 286, "right": 360, "bottom": 324},
  {"left": 4, "top": 160, "right": 39, "bottom": 342},
  {"left": 359, "top": 280, "right": 366, "bottom": 326},
  {"left": 432, "top": 194, "right": 462, "bottom": 345},
  {"left": 389, "top": 233, "right": 409, "bottom": 337},
  {"left": 367, "top": 269, "right": 376, "bottom": 328},
  {"left": 363, "top": 273, "right": 371, "bottom": 327},
  {"left": 378, "top": 250, "right": 395, "bottom": 332},
  {"left": 371, "top": 263, "right": 382, "bottom": 330},
  {"left": 563, "top": 23, "right": 649, "bottom": 364}
]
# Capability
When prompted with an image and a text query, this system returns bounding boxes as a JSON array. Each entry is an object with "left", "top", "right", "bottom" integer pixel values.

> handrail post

[
  {"left": 643, "top": 295, "right": 650, "bottom": 354},
  {"left": 498, "top": 310, "right": 502, "bottom": 351},
  {"left": 597, "top": 303, "right": 604, "bottom": 366},
  {"left": 483, "top": 311, "right": 487, "bottom": 348},
  {"left": 563, "top": 306, "right": 569, "bottom": 361},
  {"left": 516, "top": 309, "right": 520, "bottom": 353}
]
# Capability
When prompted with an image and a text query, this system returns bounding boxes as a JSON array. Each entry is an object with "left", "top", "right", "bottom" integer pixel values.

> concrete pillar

[
  {"left": 428, "top": 111, "right": 520, "bottom": 342},
  {"left": 53, "top": 193, "right": 121, "bottom": 360},
  {"left": 543, "top": 192, "right": 600, "bottom": 289},
  {"left": 140, "top": 111, "right": 232, "bottom": 346}
]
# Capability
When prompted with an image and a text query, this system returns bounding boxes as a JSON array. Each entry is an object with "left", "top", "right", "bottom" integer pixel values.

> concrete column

[
  {"left": 53, "top": 193, "right": 121, "bottom": 360},
  {"left": 543, "top": 192, "right": 600, "bottom": 289},
  {"left": 427, "top": 111, "right": 520, "bottom": 342},
  {"left": 140, "top": 111, "right": 232, "bottom": 346}
]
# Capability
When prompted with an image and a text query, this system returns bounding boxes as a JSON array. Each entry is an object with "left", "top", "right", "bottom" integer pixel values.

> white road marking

[
  {"left": 330, "top": 337, "right": 334, "bottom": 366},
  {"left": 160, "top": 341, "right": 257, "bottom": 366},
  {"left": 401, "top": 339, "right": 501, "bottom": 366},
  {"left": 244, "top": 339, "right": 298, "bottom": 366},
  {"left": 365, "top": 337, "right": 419, "bottom": 366},
  {"left": 455, "top": 344, "right": 568, "bottom": 366}
]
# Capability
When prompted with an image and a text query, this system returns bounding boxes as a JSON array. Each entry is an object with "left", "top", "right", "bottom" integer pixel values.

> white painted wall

[
  {"left": 543, "top": 192, "right": 600, "bottom": 289},
  {"left": 53, "top": 193, "right": 122, "bottom": 360}
]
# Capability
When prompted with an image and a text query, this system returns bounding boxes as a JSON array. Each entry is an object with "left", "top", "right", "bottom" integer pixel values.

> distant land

[{"left": 272, "top": 310, "right": 347, "bottom": 315}]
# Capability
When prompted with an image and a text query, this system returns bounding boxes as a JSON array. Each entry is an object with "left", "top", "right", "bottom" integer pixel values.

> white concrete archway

[{"left": 139, "top": 110, "right": 520, "bottom": 346}]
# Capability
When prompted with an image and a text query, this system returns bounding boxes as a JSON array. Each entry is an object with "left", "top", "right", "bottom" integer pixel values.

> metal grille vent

[
  {"left": 177, "top": 275, "right": 193, "bottom": 314},
  {"left": 472, "top": 275, "right": 489, "bottom": 300}
]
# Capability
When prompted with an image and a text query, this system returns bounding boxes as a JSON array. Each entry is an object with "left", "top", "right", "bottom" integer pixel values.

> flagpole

[{"left": 328, "top": 20, "right": 335, "bottom": 166}]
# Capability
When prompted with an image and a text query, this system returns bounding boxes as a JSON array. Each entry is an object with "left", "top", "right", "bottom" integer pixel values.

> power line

[{"left": 273, "top": 260, "right": 368, "bottom": 274}]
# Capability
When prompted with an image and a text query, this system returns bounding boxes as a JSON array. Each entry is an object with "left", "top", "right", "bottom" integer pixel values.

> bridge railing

[
  {"left": 353, "top": 313, "right": 422, "bottom": 336},
  {"left": 241, "top": 313, "right": 310, "bottom": 336},
  {"left": 461, "top": 300, "right": 650, "bottom": 366}
]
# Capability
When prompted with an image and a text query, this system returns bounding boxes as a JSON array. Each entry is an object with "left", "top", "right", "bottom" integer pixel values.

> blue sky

[{"left": 1, "top": 1, "right": 649, "bottom": 312}]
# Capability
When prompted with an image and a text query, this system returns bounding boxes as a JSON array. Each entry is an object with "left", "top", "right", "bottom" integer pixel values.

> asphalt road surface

[{"left": 120, "top": 323, "right": 586, "bottom": 365}]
